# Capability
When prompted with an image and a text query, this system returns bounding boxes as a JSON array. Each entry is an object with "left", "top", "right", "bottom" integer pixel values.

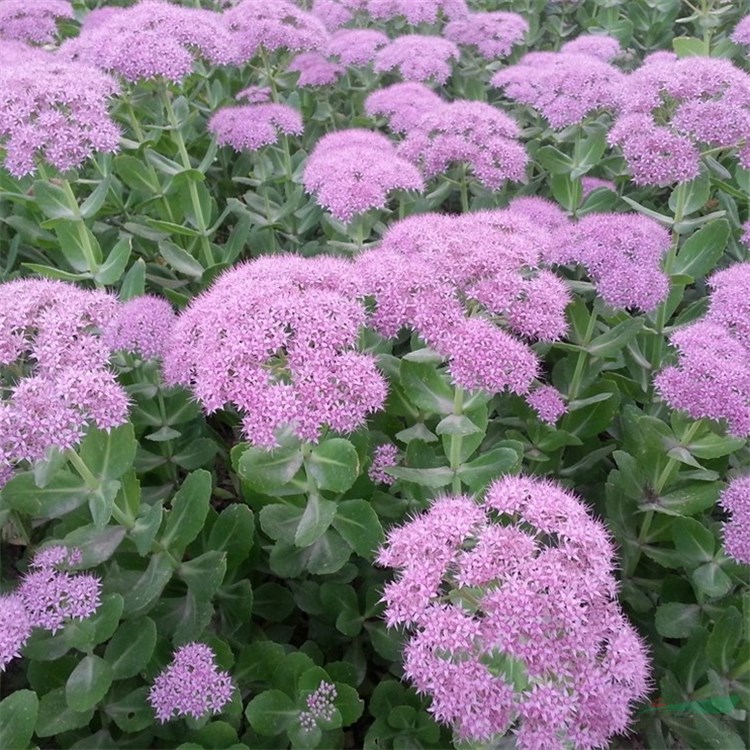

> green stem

[
  {"left": 568, "top": 307, "right": 598, "bottom": 401},
  {"left": 59, "top": 179, "right": 100, "bottom": 282},
  {"left": 66, "top": 449, "right": 98, "bottom": 490},
  {"left": 459, "top": 168, "right": 470, "bottom": 214},
  {"left": 160, "top": 88, "right": 214, "bottom": 267},
  {"left": 450, "top": 387, "right": 465, "bottom": 494}
]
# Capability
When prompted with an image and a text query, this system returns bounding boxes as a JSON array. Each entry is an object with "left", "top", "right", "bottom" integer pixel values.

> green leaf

[
  {"left": 90, "top": 593, "right": 124, "bottom": 644},
  {"left": 236, "top": 640, "right": 287, "bottom": 683},
  {"left": 691, "top": 562, "right": 732, "bottom": 598},
  {"left": 34, "top": 180, "right": 79, "bottom": 220},
  {"left": 35, "top": 688, "right": 94, "bottom": 738},
  {"left": 305, "top": 529, "right": 352, "bottom": 575},
  {"left": 0, "top": 470, "right": 88, "bottom": 518},
  {"left": 119, "top": 258, "right": 146, "bottom": 300},
  {"left": 332, "top": 499, "right": 384, "bottom": 558},
  {"left": 673, "top": 36, "right": 708, "bottom": 57},
  {"left": 456, "top": 446, "right": 522, "bottom": 490},
  {"left": 653, "top": 482, "right": 722, "bottom": 516},
  {"left": 306, "top": 438, "right": 359, "bottom": 493},
  {"left": 95, "top": 237, "right": 131, "bottom": 286},
  {"left": 244, "top": 690, "right": 297, "bottom": 736},
  {"left": 160, "top": 240, "right": 205, "bottom": 278},
  {"left": 563, "top": 382, "right": 620, "bottom": 438},
  {"left": 435, "top": 414, "right": 482, "bottom": 437},
  {"left": 295, "top": 494, "right": 338, "bottom": 547},
  {"left": 673, "top": 218, "right": 730, "bottom": 279},
  {"left": 334, "top": 683, "right": 364, "bottom": 727},
  {"left": 79, "top": 424, "right": 137, "bottom": 482},
  {"left": 207, "top": 505, "right": 255, "bottom": 568},
  {"left": 238, "top": 444, "right": 303, "bottom": 493},
  {"left": 122, "top": 553, "right": 175, "bottom": 616},
  {"left": 385, "top": 466, "right": 454, "bottom": 488},
  {"left": 0, "top": 690, "right": 38, "bottom": 750},
  {"left": 131, "top": 501, "right": 163, "bottom": 557},
  {"left": 66, "top": 655, "right": 113, "bottom": 712},
  {"left": 669, "top": 170, "right": 710, "bottom": 216},
  {"left": 320, "top": 584, "right": 362, "bottom": 637},
  {"left": 161, "top": 470, "right": 212, "bottom": 554},
  {"left": 536, "top": 145, "right": 573, "bottom": 174},
  {"left": 399, "top": 360, "right": 454, "bottom": 415},
  {"left": 260, "top": 504, "right": 304, "bottom": 543},
  {"left": 550, "top": 173, "right": 582, "bottom": 211},
  {"left": 115, "top": 154, "right": 160, "bottom": 193},
  {"left": 707, "top": 606, "right": 743, "bottom": 674},
  {"left": 104, "top": 617, "right": 157, "bottom": 680},
  {"left": 586, "top": 318, "right": 644, "bottom": 358},
  {"left": 686, "top": 433, "right": 745, "bottom": 460},
  {"left": 672, "top": 516, "right": 715, "bottom": 564},
  {"left": 88, "top": 479, "right": 121, "bottom": 529},
  {"left": 179, "top": 550, "right": 227, "bottom": 599},
  {"left": 79, "top": 177, "right": 112, "bottom": 219},
  {"left": 104, "top": 687, "right": 152, "bottom": 733},
  {"left": 655, "top": 602, "right": 702, "bottom": 639}
]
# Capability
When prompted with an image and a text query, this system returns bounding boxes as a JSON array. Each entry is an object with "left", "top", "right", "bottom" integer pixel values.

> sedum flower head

[
  {"left": 369, "top": 442, "right": 399, "bottom": 484},
  {"left": 0, "top": 57, "right": 120, "bottom": 177},
  {"left": 365, "top": 82, "right": 444, "bottom": 134},
  {"left": 302, "top": 129, "right": 424, "bottom": 222},
  {"left": 398, "top": 99, "right": 528, "bottom": 189},
  {"left": 0, "top": 595, "right": 32, "bottom": 671},
  {"left": 0, "top": 0, "right": 73, "bottom": 45},
  {"left": 164, "top": 256, "right": 387, "bottom": 448},
  {"left": 365, "top": 0, "right": 467, "bottom": 25},
  {"left": 149, "top": 642, "right": 234, "bottom": 723},
  {"left": 492, "top": 51, "right": 624, "bottom": 128},
  {"left": 288, "top": 52, "right": 343, "bottom": 87},
  {"left": 527, "top": 385, "right": 567, "bottom": 425},
  {"left": 444, "top": 11, "right": 528, "bottom": 60},
  {"left": 299, "top": 681, "right": 337, "bottom": 732},
  {"left": 104, "top": 295, "right": 176, "bottom": 360},
  {"left": 327, "top": 28, "right": 388, "bottom": 66},
  {"left": 209, "top": 102, "right": 303, "bottom": 151},
  {"left": 374, "top": 35, "right": 461, "bottom": 85},
  {"left": 377, "top": 477, "right": 650, "bottom": 748},
  {"left": 718, "top": 476, "right": 750, "bottom": 564},
  {"left": 310, "top": 0, "right": 363, "bottom": 32},
  {"left": 560, "top": 33, "right": 621, "bottom": 61},
  {"left": 732, "top": 15, "right": 750, "bottom": 47},
  {"left": 223, "top": 0, "right": 328, "bottom": 63},
  {"left": 62, "top": 0, "right": 233, "bottom": 83}
]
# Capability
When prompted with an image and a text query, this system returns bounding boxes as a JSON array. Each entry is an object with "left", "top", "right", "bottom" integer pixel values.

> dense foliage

[{"left": 0, "top": 1, "right": 748, "bottom": 749}]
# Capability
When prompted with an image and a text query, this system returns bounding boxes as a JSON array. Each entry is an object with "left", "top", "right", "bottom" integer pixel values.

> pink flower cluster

[
  {"left": 163, "top": 256, "right": 387, "bottom": 448},
  {"left": 62, "top": 0, "right": 233, "bottom": 83},
  {"left": 656, "top": 263, "right": 750, "bottom": 436},
  {"left": 299, "top": 681, "right": 337, "bottom": 732},
  {"left": 718, "top": 476, "right": 750, "bottom": 564},
  {"left": 609, "top": 56, "right": 750, "bottom": 185},
  {"left": 0, "top": 280, "right": 129, "bottom": 487},
  {"left": 302, "top": 129, "right": 424, "bottom": 222},
  {"left": 288, "top": 52, "right": 343, "bottom": 87},
  {"left": 731, "top": 15, "right": 750, "bottom": 47},
  {"left": 492, "top": 51, "right": 624, "bottom": 128},
  {"left": 0, "top": 57, "right": 120, "bottom": 176},
  {"left": 148, "top": 642, "right": 234, "bottom": 723},
  {"left": 365, "top": 0, "right": 467, "bottom": 26},
  {"left": 310, "top": 0, "right": 363, "bottom": 32},
  {"left": 527, "top": 385, "right": 567, "bottom": 425},
  {"left": 369, "top": 443, "right": 399, "bottom": 484},
  {"left": 356, "top": 208, "right": 569, "bottom": 397},
  {"left": 560, "top": 33, "right": 621, "bottom": 61},
  {"left": 374, "top": 35, "right": 461, "bottom": 85},
  {"left": 0, "top": 546, "right": 100, "bottom": 670},
  {"left": 104, "top": 295, "right": 176, "bottom": 361},
  {"left": 444, "top": 11, "right": 528, "bottom": 60},
  {"left": 209, "top": 103, "right": 303, "bottom": 151},
  {"left": 398, "top": 100, "right": 528, "bottom": 189},
  {"left": 365, "top": 82, "right": 444, "bottom": 133},
  {"left": 327, "top": 28, "right": 388, "bottom": 66},
  {"left": 376, "top": 477, "right": 650, "bottom": 748},
  {"left": 0, "top": 0, "right": 73, "bottom": 45}
]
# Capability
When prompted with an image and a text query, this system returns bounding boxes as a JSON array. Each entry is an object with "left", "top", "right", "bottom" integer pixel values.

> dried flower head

[
  {"left": 398, "top": 100, "right": 528, "bottom": 189},
  {"left": 560, "top": 33, "right": 621, "bottom": 61},
  {"left": 0, "top": 595, "right": 32, "bottom": 671},
  {"left": 492, "top": 51, "right": 624, "bottom": 128},
  {"left": 374, "top": 35, "right": 460, "bottom": 85},
  {"left": 62, "top": 0, "right": 233, "bottom": 83},
  {"left": 0, "top": 0, "right": 73, "bottom": 45},
  {"left": 149, "top": 643, "right": 234, "bottom": 722},
  {"left": 377, "top": 477, "right": 650, "bottom": 748},
  {"left": 209, "top": 102, "right": 303, "bottom": 150},
  {"left": 164, "top": 256, "right": 387, "bottom": 448},
  {"left": 365, "top": 82, "right": 444, "bottom": 133},
  {"left": 288, "top": 52, "right": 343, "bottom": 86},
  {"left": 327, "top": 28, "right": 388, "bottom": 66},
  {"left": 104, "top": 295, "right": 176, "bottom": 360},
  {"left": 0, "top": 57, "right": 120, "bottom": 176},
  {"left": 718, "top": 476, "right": 750, "bottom": 564},
  {"left": 302, "top": 129, "right": 424, "bottom": 222},
  {"left": 365, "top": 0, "right": 467, "bottom": 25},
  {"left": 444, "top": 11, "right": 528, "bottom": 60}
]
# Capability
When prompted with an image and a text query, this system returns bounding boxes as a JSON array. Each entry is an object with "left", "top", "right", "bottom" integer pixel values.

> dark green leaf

[
  {"left": 456, "top": 447, "right": 522, "bottom": 490},
  {"left": 104, "top": 617, "right": 157, "bottom": 680},
  {"left": 207, "top": 505, "right": 255, "bottom": 568},
  {"left": 655, "top": 602, "right": 702, "bottom": 638},
  {"left": 307, "top": 439, "right": 359, "bottom": 493},
  {"left": 295, "top": 494, "right": 337, "bottom": 547},
  {"left": 673, "top": 219, "right": 730, "bottom": 279},
  {"left": 0, "top": 690, "right": 38, "bottom": 750},
  {"left": 332, "top": 499, "right": 384, "bottom": 559},
  {"left": 238, "top": 445, "right": 303, "bottom": 494},
  {"left": 385, "top": 466, "right": 454, "bottom": 488},
  {"left": 161, "top": 470, "right": 212, "bottom": 554},
  {"left": 399, "top": 361, "right": 454, "bottom": 415},
  {"left": 66, "top": 655, "right": 113, "bottom": 712},
  {"left": 179, "top": 550, "right": 227, "bottom": 599},
  {"left": 672, "top": 517, "right": 715, "bottom": 564},
  {"left": 35, "top": 688, "right": 94, "bottom": 737},
  {"left": 244, "top": 690, "right": 297, "bottom": 736},
  {"left": 122, "top": 553, "right": 175, "bottom": 616}
]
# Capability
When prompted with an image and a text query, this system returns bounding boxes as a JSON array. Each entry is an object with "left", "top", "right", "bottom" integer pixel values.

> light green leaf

[
  {"left": 66, "top": 655, "right": 113, "bottom": 712},
  {"left": 161, "top": 470, "right": 212, "bottom": 554},
  {"left": 104, "top": 617, "right": 157, "bottom": 680},
  {"left": 295, "top": 494, "right": 338, "bottom": 547},
  {"left": 332, "top": 499, "right": 384, "bottom": 559},
  {"left": 0, "top": 690, "right": 38, "bottom": 750},
  {"left": 306, "top": 439, "right": 359, "bottom": 493}
]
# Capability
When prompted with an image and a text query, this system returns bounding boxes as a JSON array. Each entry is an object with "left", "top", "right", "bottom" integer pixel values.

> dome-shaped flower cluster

[
  {"left": 327, "top": 28, "right": 388, "bottom": 66},
  {"left": 310, "top": 0, "right": 363, "bottom": 32},
  {"left": 718, "top": 476, "right": 750, "bottom": 564},
  {"left": 732, "top": 15, "right": 750, "bottom": 47},
  {"left": 365, "top": 82, "right": 444, "bottom": 134},
  {"left": 376, "top": 476, "right": 650, "bottom": 748},
  {"left": 365, "top": 0, "right": 467, "bottom": 26},
  {"left": 560, "top": 33, "right": 621, "bottom": 61},
  {"left": 104, "top": 295, "right": 176, "bottom": 361},
  {"left": 288, "top": 52, "right": 344, "bottom": 87},
  {"left": 0, "top": 0, "right": 73, "bottom": 45},
  {"left": 374, "top": 35, "right": 461, "bottom": 85},
  {"left": 209, "top": 102, "right": 303, "bottom": 151},
  {"left": 444, "top": 11, "right": 528, "bottom": 60}
]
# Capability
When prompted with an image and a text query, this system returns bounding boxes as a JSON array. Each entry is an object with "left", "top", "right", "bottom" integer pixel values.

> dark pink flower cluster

[
  {"left": 365, "top": 0, "right": 467, "bottom": 25},
  {"left": 444, "top": 11, "right": 528, "bottom": 60},
  {"left": 288, "top": 52, "right": 343, "bottom": 87},
  {"left": 223, "top": 0, "right": 328, "bottom": 62},
  {"left": 656, "top": 263, "right": 750, "bottom": 436},
  {"left": 609, "top": 56, "right": 750, "bottom": 185},
  {"left": 374, "top": 35, "right": 461, "bottom": 85},
  {"left": 0, "top": 280, "right": 128, "bottom": 487},
  {"left": 492, "top": 51, "right": 624, "bottom": 128},
  {"left": 0, "top": 57, "right": 120, "bottom": 176},
  {"left": 327, "top": 28, "right": 388, "bottom": 66},
  {"left": 398, "top": 100, "right": 528, "bottom": 189},
  {"left": 0, "top": 0, "right": 73, "bottom": 45},
  {"left": 209, "top": 102, "right": 303, "bottom": 150},
  {"left": 718, "top": 476, "right": 750, "bottom": 564},
  {"left": 163, "top": 256, "right": 387, "bottom": 448},
  {"left": 62, "top": 0, "right": 233, "bottom": 83},
  {"left": 104, "top": 295, "right": 176, "bottom": 361},
  {"left": 365, "top": 82, "right": 444, "bottom": 133},
  {"left": 149, "top": 642, "right": 234, "bottom": 723},
  {"left": 302, "top": 129, "right": 424, "bottom": 222},
  {"left": 376, "top": 477, "right": 650, "bottom": 747},
  {"left": 552, "top": 213, "right": 671, "bottom": 312},
  {"left": 0, "top": 546, "right": 100, "bottom": 670},
  {"left": 356, "top": 209, "right": 569, "bottom": 397}
]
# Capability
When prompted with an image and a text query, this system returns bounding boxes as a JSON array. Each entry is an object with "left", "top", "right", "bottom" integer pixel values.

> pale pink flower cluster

[
  {"left": 299, "top": 681, "right": 337, "bottom": 732},
  {"left": 149, "top": 643, "right": 234, "bottom": 722},
  {"left": 327, "top": 29, "right": 388, "bottom": 66},
  {"left": 731, "top": 15, "right": 750, "bottom": 47},
  {"left": 0, "top": 546, "right": 100, "bottom": 670},
  {"left": 310, "top": 0, "right": 364, "bottom": 31},
  {"left": 302, "top": 129, "right": 424, "bottom": 222},
  {"left": 0, "top": 58, "right": 120, "bottom": 176},
  {"left": 369, "top": 443, "right": 399, "bottom": 484},
  {"left": 0, "top": 0, "right": 73, "bottom": 44},
  {"left": 581, "top": 175, "right": 616, "bottom": 197},
  {"left": 492, "top": 51, "right": 624, "bottom": 128},
  {"left": 209, "top": 102, "right": 303, "bottom": 150},
  {"left": 560, "top": 33, "right": 621, "bottom": 61},
  {"left": 527, "top": 385, "right": 567, "bottom": 425},
  {"left": 288, "top": 52, "right": 343, "bottom": 87},
  {"left": 718, "top": 476, "right": 750, "bottom": 564},
  {"left": 374, "top": 35, "right": 461, "bottom": 85},
  {"left": 365, "top": 0, "right": 468, "bottom": 25},
  {"left": 444, "top": 11, "right": 528, "bottom": 60},
  {"left": 398, "top": 100, "right": 528, "bottom": 189},
  {"left": 0, "top": 280, "right": 128, "bottom": 487},
  {"left": 163, "top": 256, "right": 387, "bottom": 448},
  {"left": 656, "top": 263, "right": 750, "bottom": 436},
  {"left": 610, "top": 56, "right": 750, "bottom": 185},
  {"left": 377, "top": 477, "right": 650, "bottom": 747},
  {"left": 62, "top": 0, "right": 233, "bottom": 83},
  {"left": 365, "top": 82, "right": 444, "bottom": 133},
  {"left": 104, "top": 295, "right": 176, "bottom": 361},
  {"left": 356, "top": 209, "right": 569, "bottom": 397}
]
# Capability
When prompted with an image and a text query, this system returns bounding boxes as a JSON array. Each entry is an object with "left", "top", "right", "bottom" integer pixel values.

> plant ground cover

[{"left": 0, "top": 1, "right": 749, "bottom": 749}]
